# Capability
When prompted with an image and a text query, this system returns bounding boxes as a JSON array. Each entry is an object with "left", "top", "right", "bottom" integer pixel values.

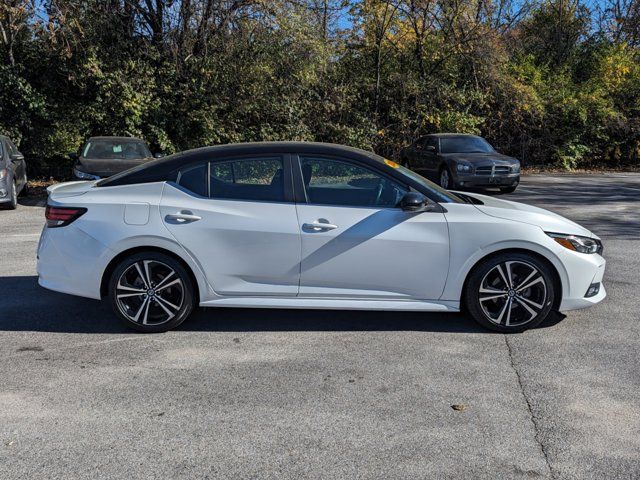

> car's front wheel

[
  {"left": 439, "top": 167, "right": 453, "bottom": 189},
  {"left": 108, "top": 252, "right": 195, "bottom": 332},
  {"left": 1, "top": 180, "right": 18, "bottom": 210},
  {"left": 464, "top": 253, "right": 556, "bottom": 332}
]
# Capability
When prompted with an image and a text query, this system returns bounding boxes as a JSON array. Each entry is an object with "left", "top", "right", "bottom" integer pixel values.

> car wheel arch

[
  {"left": 100, "top": 246, "right": 202, "bottom": 305},
  {"left": 459, "top": 247, "right": 563, "bottom": 311}
]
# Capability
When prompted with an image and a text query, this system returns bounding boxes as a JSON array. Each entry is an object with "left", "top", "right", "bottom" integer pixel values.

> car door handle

[
  {"left": 165, "top": 211, "right": 201, "bottom": 223},
  {"left": 302, "top": 221, "right": 338, "bottom": 231}
]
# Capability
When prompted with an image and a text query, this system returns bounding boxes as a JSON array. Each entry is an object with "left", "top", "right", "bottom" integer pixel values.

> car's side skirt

[{"left": 200, "top": 297, "right": 460, "bottom": 312}]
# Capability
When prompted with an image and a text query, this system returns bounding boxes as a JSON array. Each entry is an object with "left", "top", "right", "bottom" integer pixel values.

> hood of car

[
  {"left": 77, "top": 156, "right": 153, "bottom": 177},
  {"left": 453, "top": 191, "right": 596, "bottom": 238},
  {"left": 440, "top": 152, "right": 518, "bottom": 167}
]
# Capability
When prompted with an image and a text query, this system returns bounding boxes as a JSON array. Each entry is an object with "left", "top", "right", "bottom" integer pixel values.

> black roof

[{"left": 98, "top": 142, "right": 388, "bottom": 187}]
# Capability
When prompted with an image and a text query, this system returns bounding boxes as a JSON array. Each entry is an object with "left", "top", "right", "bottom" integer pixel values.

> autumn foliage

[{"left": 1, "top": 0, "right": 639, "bottom": 177}]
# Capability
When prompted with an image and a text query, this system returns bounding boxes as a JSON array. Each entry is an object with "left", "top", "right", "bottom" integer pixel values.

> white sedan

[{"left": 37, "top": 142, "right": 606, "bottom": 333}]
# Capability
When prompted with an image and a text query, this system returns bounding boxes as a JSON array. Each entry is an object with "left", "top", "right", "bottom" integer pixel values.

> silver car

[{"left": 0, "top": 135, "right": 28, "bottom": 210}]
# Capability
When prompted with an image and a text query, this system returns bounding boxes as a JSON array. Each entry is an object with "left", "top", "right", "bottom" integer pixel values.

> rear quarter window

[{"left": 176, "top": 164, "right": 207, "bottom": 197}]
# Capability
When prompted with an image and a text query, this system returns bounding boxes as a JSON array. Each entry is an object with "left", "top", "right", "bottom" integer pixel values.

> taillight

[{"left": 45, "top": 205, "right": 87, "bottom": 228}]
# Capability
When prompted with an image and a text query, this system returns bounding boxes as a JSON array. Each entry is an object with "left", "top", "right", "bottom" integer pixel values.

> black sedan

[
  {"left": 399, "top": 134, "right": 520, "bottom": 193},
  {"left": 71, "top": 136, "right": 160, "bottom": 180}
]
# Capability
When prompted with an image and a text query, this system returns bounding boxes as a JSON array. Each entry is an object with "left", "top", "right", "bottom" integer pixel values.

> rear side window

[
  {"left": 209, "top": 157, "right": 284, "bottom": 202},
  {"left": 177, "top": 164, "right": 207, "bottom": 197}
]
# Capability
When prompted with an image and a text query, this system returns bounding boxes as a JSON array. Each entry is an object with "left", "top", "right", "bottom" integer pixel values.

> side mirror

[
  {"left": 154, "top": 153, "right": 163, "bottom": 158},
  {"left": 425, "top": 145, "right": 436, "bottom": 153},
  {"left": 10, "top": 153, "right": 24, "bottom": 162},
  {"left": 400, "top": 192, "right": 429, "bottom": 212},
  {"left": 68, "top": 152, "right": 79, "bottom": 161}
]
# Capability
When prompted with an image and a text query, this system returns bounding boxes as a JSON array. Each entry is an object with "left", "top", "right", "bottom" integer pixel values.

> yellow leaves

[{"left": 598, "top": 44, "right": 637, "bottom": 91}]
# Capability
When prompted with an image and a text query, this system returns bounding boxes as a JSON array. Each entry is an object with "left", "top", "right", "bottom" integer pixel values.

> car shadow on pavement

[{"left": 0, "top": 276, "right": 565, "bottom": 334}]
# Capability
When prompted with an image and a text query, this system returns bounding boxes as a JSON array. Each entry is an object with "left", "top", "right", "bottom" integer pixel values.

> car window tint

[
  {"left": 425, "top": 137, "right": 438, "bottom": 150},
  {"left": 209, "top": 157, "right": 285, "bottom": 202},
  {"left": 177, "top": 163, "right": 207, "bottom": 197},
  {"left": 84, "top": 140, "right": 151, "bottom": 159},
  {"left": 300, "top": 157, "right": 406, "bottom": 207},
  {"left": 6, "top": 140, "right": 16, "bottom": 155}
]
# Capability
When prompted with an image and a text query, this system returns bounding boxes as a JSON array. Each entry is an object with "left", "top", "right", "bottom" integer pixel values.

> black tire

[
  {"left": 108, "top": 251, "right": 195, "bottom": 333},
  {"left": 464, "top": 252, "right": 556, "bottom": 333},
  {"left": 500, "top": 185, "right": 517, "bottom": 194},
  {"left": 19, "top": 181, "right": 28, "bottom": 197},
  {"left": 439, "top": 166, "right": 453, "bottom": 189},
  {"left": 1, "top": 180, "right": 17, "bottom": 210}
]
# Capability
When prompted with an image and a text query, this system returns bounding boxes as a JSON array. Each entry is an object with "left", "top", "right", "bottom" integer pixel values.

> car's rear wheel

[
  {"left": 108, "top": 252, "right": 195, "bottom": 332},
  {"left": 464, "top": 253, "right": 555, "bottom": 332}
]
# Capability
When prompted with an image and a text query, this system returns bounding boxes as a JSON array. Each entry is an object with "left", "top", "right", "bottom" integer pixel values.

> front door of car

[
  {"left": 294, "top": 155, "right": 450, "bottom": 300},
  {"left": 160, "top": 155, "right": 301, "bottom": 296},
  {"left": 422, "top": 137, "right": 439, "bottom": 174}
]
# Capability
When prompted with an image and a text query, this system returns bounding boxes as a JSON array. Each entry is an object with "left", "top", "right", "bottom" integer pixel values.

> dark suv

[{"left": 400, "top": 133, "right": 520, "bottom": 193}]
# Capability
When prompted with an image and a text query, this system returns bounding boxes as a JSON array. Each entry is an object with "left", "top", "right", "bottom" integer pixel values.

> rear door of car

[{"left": 160, "top": 153, "right": 301, "bottom": 296}]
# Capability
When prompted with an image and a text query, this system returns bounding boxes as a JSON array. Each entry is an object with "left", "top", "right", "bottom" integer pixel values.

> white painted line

[{"left": 7, "top": 233, "right": 40, "bottom": 238}]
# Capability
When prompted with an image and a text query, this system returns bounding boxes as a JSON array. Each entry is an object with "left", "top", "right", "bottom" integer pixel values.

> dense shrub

[{"left": 1, "top": 0, "right": 639, "bottom": 178}]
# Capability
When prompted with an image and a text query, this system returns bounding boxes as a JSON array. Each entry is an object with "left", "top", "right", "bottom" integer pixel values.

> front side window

[
  {"left": 425, "top": 137, "right": 438, "bottom": 151},
  {"left": 300, "top": 157, "right": 406, "bottom": 207},
  {"left": 209, "top": 157, "right": 285, "bottom": 202}
]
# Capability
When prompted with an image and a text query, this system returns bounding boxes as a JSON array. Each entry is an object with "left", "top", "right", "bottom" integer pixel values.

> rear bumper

[
  {"left": 37, "top": 224, "right": 111, "bottom": 300},
  {"left": 454, "top": 173, "right": 520, "bottom": 188}
]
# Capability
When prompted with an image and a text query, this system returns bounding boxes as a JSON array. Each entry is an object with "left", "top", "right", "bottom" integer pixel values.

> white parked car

[{"left": 37, "top": 142, "right": 606, "bottom": 333}]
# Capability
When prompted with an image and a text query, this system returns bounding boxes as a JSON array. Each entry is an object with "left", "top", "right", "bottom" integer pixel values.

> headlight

[
  {"left": 511, "top": 162, "right": 521, "bottom": 173},
  {"left": 547, "top": 232, "right": 603, "bottom": 254},
  {"left": 73, "top": 168, "right": 99, "bottom": 180},
  {"left": 0, "top": 169, "right": 7, "bottom": 180},
  {"left": 456, "top": 163, "right": 472, "bottom": 174}
]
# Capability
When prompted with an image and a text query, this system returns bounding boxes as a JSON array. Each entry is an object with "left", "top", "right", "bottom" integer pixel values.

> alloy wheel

[
  {"left": 115, "top": 260, "right": 184, "bottom": 326},
  {"left": 478, "top": 260, "right": 547, "bottom": 327}
]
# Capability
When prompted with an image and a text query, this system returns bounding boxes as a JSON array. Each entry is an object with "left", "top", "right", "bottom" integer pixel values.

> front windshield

[
  {"left": 440, "top": 136, "right": 494, "bottom": 154},
  {"left": 83, "top": 139, "right": 151, "bottom": 159},
  {"left": 395, "top": 164, "right": 464, "bottom": 203}
]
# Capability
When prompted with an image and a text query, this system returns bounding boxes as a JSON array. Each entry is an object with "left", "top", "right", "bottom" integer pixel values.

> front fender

[{"left": 439, "top": 205, "right": 570, "bottom": 304}]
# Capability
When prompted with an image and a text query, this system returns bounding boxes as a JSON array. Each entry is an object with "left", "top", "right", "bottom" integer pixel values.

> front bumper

[
  {"left": 455, "top": 173, "right": 520, "bottom": 188},
  {"left": 557, "top": 248, "right": 607, "bottom": 311},
  {"left": 0, "top": 175, "right": 10, "bottom": 202}
]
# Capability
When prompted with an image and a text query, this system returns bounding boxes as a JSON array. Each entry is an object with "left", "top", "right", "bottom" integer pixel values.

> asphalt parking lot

[{"left": 1, "top": 174, "right": 639, "bottom": 479}]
